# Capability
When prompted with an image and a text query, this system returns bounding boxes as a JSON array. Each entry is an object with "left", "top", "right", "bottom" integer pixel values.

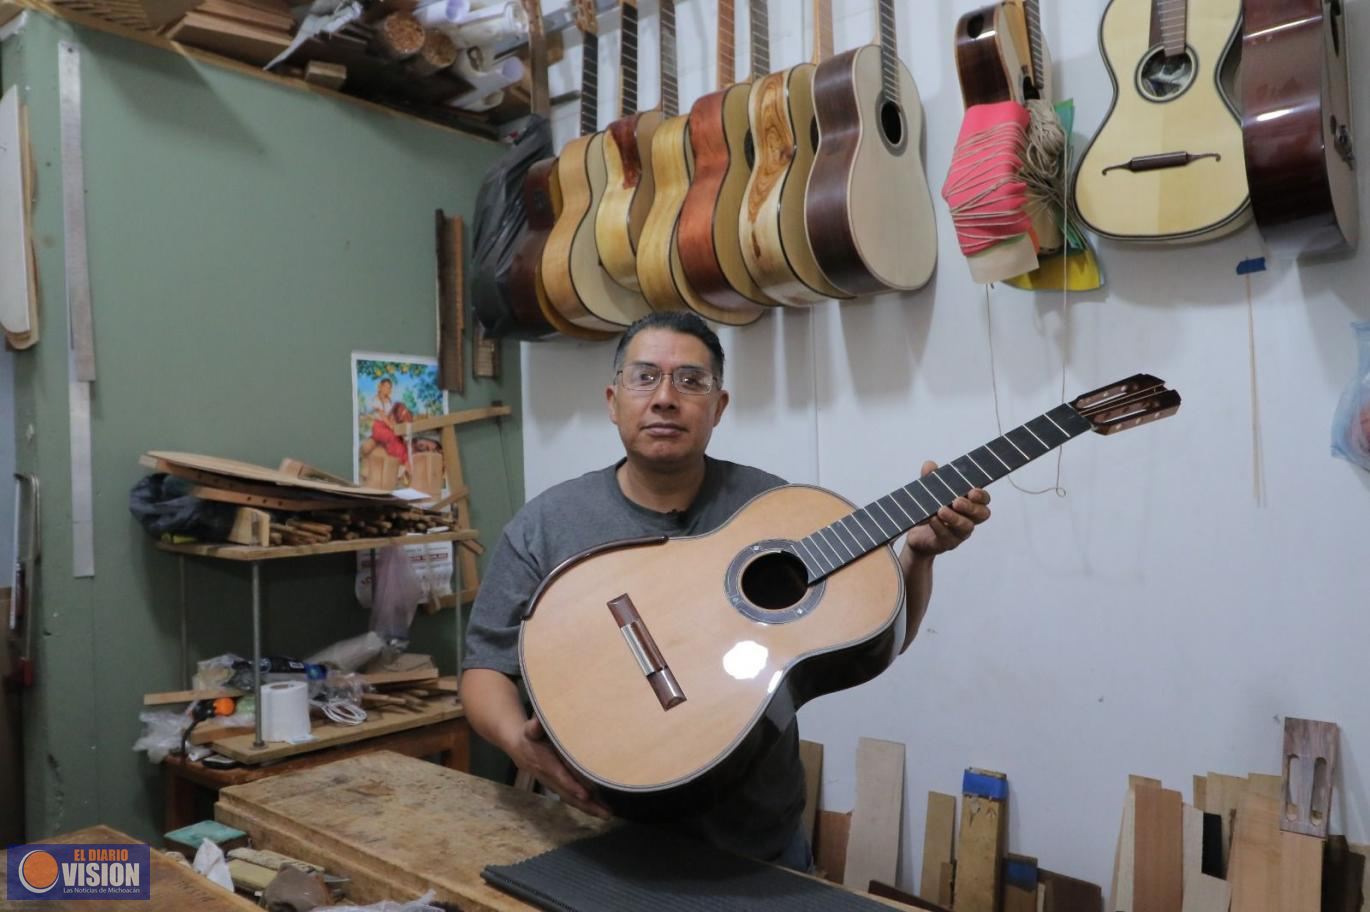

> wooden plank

[
  {"left": 228, "top": 507, "right": 271, "bottom": 546},
  {"left": 145, "top": 686, "right": 242, "bottom": 706},
  {"left": 164, "top": 12, "right": 292, "bottom": 66},
  {"left": 844, "top": 738, "right": 904, "bottom": 892},
  {"left": 1133, "top": 785, "right": 1183, "bottom": 912},
  {"left": 227, "top": 857, "right": 278, "bottom": 892},
  {"left": 1279, "top": 831, "right": 1322, "bottom": 912},
  {"left": 215, "top": 753, "right": 612, "bottom": 910},
  {"left": 815, "top": 809, "right": 852, "bottom": 884},
  {"left": 1248, "top": 773, "right": 1282, "bottom": 801},
  {"left": 147, "top": 450, "right": 400, "bottom": 498},
  {"left": 1282, "top": 717, "right": 1339, "bottom": 837},
  {"left": 920, "top": 791, "right": 956, "bottom": 905},
  {"left": 1349, "top": 842, "right": 1370, "bottom": 912},
  {"left": 1183, "top": 875, "right": 1232, "bottom": 912},
  {"left": 436, "top": 211, "right": 463, "bottom": 393},
  {"left": 438, "top": 424, "right": 480, "bottom": 597},
  {"left": 1, "top": 825, "right": 262, "bottom": 911},
  {"left": 0, "top": 87, "right": 38, "bottom": 349},
  {"left": 0, "top": 1, "right": 23, "bottom": 26},
  {"left": 799, "top": 739, "right": 823, "bottom": 846},
  {"left": 1180, "top": 803, "right": 1204, "bottom": 906},
  {"left": 1228, "top": 792, "right": 1282, "bottom": 912},
  {"left": 398, "top": 403, "right": 514, "bottom": 434},
  {"left": 1193, "top": 775, "right": 1207, "bottom": 811},
  {"left": 1327, "top": 839, "right": 1366, "bottom": 912},
  {"left": 1004, "top": 854, "right": 1039, "bottom": 912},
  {"left": 1110, "top": 784, "right": 1141, "bottom": 912},
  {"left": 1039, "top": 869, "right": 1102, "bottom": 912},
  {"left": 210, "top": 698, "right": 462, "bottom": 764},
  {"left": 1205, "top": 772, "right": 1248, "bottom": 870},
  {"left": 957, "top": 768, "right": 1007, "bottom": 912},
  {"left": 868, "top": 879, "right": 953, "bottom": 912},
  {"left": 157, "top": 528, "right": 475, "bottom": 561}
]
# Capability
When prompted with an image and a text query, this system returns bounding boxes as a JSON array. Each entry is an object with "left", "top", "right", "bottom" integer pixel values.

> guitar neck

[
  {"left": 719, "top": 0, "right": 736, "bottom": 87},
  {"left": 1024, "top": 0, "right": 1045, "bottom": 98},
  {"left": 877, "top": 0, "right": 899, "bottom": 101},
  {"left": 619, "top": 0, "right": 639, "bottom": 116},
  {"left": 1150, "top": 0, "right": 1188, "bottom": 58},
  {"left": 660, "top": 0, "right": 678, "bottom": 117},
  {"left": 812, "top": 0, "right": 832, "bottom": 63},
  {"left": 525, "top": 0, "right": 549, "bottom": 115},
  {"left": 792, "top": 404, "right": 1095, "bottom": 584},
  {"left": 748, "top": 0, "right": 769, "bottom": 79},
  {"left": 580, "top": 28, "right": 599, "bottom": 134}
]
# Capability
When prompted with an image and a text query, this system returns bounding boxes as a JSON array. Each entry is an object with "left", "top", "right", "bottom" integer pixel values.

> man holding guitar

[{"left": 461, "top": 312, "right": 992, "bottom": 871}]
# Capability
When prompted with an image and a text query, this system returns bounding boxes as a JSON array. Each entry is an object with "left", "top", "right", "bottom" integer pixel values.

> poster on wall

[
  {"left": 351, "top": 352, "right": 448, "bottom": 493},
  {"left": 351, "top": 352, "right": 454, "bottom": 613}
]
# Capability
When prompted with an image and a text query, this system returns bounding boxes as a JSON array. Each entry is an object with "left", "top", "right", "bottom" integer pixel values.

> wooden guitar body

[
  {"left": 596, "top": 110, "right": 665, "bottom": 290},
  {"left": 1073, "top": 0, "right": 1251, "bottom": 243},
  {"left": 678, "top": 84, "right": 781, "bottom": 312},
  {"left": 1241, "top": 0, "right": 1358, "bottom": 256},
  {"left": 521, "top": 484, "right": 905, "bottom": 818},
  {"left": 954, "top": 1, "right": 1032, "bottom": 108},
  {"left": 637, "top": 115, "right": 763, "bottom": 325},
  {"left": 739, "top": 65, "right": 850, "bottom": 306},
  {"left": 542, "top": 133, "right": 650, "bottom": 331},
  {"left": 502, "top": 159, "right": 561, "bottom": 340},
  {"left": 806, "top": 46, "right": 938, "bottom": 295}
]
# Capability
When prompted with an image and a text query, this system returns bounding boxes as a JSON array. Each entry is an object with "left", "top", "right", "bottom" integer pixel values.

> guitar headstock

[
  {"left": 572, "top": 0, "right": 598, "bottom": 34},
  {"left": 1071, "top": 374, "right": 1181, "bottom": 435}
]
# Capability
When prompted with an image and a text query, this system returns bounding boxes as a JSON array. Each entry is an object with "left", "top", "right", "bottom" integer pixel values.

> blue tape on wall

[{"left": 962, "top": 769, "right": 1008, "bottom": 800}]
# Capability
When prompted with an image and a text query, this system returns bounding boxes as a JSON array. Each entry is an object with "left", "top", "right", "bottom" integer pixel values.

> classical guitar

[
  {"left": 954, "top": 0, "right": 1034, "bottom": 108},
  {"left": 1073, "top": 0, "right": 1250, "bottom": 243},
  {"left": 634, "top": 0, "right": 763, "bottom": 325},
  {"left": 1242, "top": 0, "right": 1358, "bottom": 256},
  {"left": 738, "top": 0, "right": 850, "bottom": 307},
  {"left": 594, "top": 0, "right": 663, "bottom": 292},
  {"left": 806, "top": 0, "right": 938, "bottom": 295},
  {"left": 521, "top": 375, "right": 1181, "bottom": 817},
  {"left": 503, "top": 1, "right": 614, "bottom": 342},
  {"left": 677, "top": 0, "right": 781, "bottom": 314},
  {"left": 541, "top": 0, "right": 651, "bottom": 331}
]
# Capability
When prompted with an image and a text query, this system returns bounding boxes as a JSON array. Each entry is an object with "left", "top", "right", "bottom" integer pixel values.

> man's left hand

[{"left": 904, "top": 460, "right": 991, "bottom": 557}]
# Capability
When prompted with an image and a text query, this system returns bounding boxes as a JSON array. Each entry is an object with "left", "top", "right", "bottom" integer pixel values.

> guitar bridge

[
  {"left": 608, "top": 594, "right": 686, "bottom": 711},
  {"left": 1101, "top": 151, "right": 1221, "bottom": 174}
]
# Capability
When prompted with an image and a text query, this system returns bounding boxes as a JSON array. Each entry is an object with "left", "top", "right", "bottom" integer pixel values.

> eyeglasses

[{"left": 615, "top": 363, "right": 719, "bottom": 395}]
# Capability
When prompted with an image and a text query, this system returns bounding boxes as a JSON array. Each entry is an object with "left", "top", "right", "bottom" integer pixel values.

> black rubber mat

[{"left": 481, "top": 823, "right": 893, "bottom": 911}]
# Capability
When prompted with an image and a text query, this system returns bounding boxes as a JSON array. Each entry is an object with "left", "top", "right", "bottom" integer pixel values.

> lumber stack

[{"left": 165, "top": 0, "right": 296, "bottom": 66}]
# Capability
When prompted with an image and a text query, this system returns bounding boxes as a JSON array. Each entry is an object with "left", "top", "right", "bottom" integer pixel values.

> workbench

[{"left": 215, "top": 751, "right": 907, "bottom": 911}]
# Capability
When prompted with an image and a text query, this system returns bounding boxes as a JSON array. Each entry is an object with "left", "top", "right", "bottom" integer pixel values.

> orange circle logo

[{"left": 18, "top": 849, "right": 59, "bottom": 893}]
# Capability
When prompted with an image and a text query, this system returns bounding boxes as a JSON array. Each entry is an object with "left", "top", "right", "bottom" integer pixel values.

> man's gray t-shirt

[{"left": 464, "top": 456, "right": 805, "bottom": 863}]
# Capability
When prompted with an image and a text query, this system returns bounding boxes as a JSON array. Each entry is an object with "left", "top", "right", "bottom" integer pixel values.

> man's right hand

[{"left": 511, "top": 716, "right": 613, "bottom": 820}]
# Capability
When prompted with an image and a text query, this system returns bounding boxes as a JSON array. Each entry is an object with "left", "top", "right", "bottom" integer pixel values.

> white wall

[{"left": 523, "top": 0, "right": 1370, "bottom": 892}]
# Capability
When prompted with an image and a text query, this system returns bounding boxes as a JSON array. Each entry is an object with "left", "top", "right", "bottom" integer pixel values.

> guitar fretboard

[
  {"left": 1024, "top": 0, "right": 1044, "bottom": 97},
  {"left": 580, "top": 28, "right": 599, "bottom": 135},
  {"left": 1150, "top": 0, "right": 1188, "bottom": 58},
  {"left": 877, "top": 0, "right": 898, "bottom": 102},
  {"left": 789, "top": 404, "right": 1095, "bottom": 584},
  {"left": 719, "top": 0, "right": 736, "bottom": 87},
  {"left": 749, "top": 0, "right": 769, "bottom": 78},
  {"left": 660, "top": 0, "right": 678, "bottom": 117},
  {"left": 620, "top": 1, "right": 639, "bottom": 116}
]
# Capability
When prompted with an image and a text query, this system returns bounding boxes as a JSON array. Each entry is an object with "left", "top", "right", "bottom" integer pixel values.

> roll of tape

[{"left": 260, "top": 680, "right": 312, "bottom": 742}]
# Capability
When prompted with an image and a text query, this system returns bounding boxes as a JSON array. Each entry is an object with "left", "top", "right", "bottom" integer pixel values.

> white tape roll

[{"left": 260, "top": 680, "right": 312, "bottom": 742}]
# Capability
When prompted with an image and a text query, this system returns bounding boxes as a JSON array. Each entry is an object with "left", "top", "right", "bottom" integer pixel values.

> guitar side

[
  {"left": 521, "top": 484, "right": 904, "bottom": 817},
  {"left": 740, "top": 65, "right": 850, "bottom": 305},
  {"left": 597, "top": 111, "right": 665, "bottom": 290},
  {"left": 502, "top": 159, "right": 561, "bottom": 340},
  {"left": 1073, "top": 0, "right": 1251, "bottom": 243},
  {"left": 806, "top": 46, "right": 938, "bottom": 295}
]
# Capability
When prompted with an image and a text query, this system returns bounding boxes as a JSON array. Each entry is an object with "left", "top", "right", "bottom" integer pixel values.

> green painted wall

[{"left": 2, "top": 14, "right": 521, "bottom": 841}]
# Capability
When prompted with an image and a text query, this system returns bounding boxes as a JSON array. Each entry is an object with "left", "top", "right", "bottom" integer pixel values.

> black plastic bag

[
  {"left": 470, "top": 115, "right": 553, "bottom": 339},
  {"left": 129, "top": 474, "right": 235, "bottom": 539}
]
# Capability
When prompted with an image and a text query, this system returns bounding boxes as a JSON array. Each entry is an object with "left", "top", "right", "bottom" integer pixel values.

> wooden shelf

[{"left": 157, "top": 528, "right": 477, "bottom": 561}]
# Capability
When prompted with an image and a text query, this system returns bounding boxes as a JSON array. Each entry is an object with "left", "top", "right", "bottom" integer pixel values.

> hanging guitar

[
  {"left": 1241, "top": 0, "right": 1358, "bottom": 256},
  {"left": 1072, "top": 0, "right": 1250, "bottom": 243},
  {"left": 521, "top": 375, "right": 1181, "bottom": 818},
  {"left": 805, "top": 0, "right": 938, "bottom": 295}
]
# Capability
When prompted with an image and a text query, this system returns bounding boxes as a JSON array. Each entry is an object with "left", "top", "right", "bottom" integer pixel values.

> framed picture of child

[{"left": 351, "top": 352, "right": 448, "bottom": 494}]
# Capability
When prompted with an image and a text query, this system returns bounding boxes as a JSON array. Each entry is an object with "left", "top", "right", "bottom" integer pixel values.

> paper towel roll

[
  {"left": 448, "top": 50, "right": 523, "bottom": 111},
  {"left": 413, "top": 0, "right": 471, "bottom": 29},
  {"left": 260, "top": 680, "right": 312, "bottom": 742}
]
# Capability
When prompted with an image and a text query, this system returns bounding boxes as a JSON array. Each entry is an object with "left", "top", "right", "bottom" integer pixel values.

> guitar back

[
  {"left": 501, "top": 159, "right": 561, "bottom": 340},
  {"left": 597, "top": 111, "right": 665, "bottom": 290},
  {"left": 1074, "top": 0, "right": 1250, "bottom": 242},
  {"left": 1242, "top": 0, "right": 1358, "bottom": 255},
  {"left": 806, "top": 46, "right": 938, "bottom": 294},
  {"left": 521, "top": 484, "right": 903, "bottom": 810}
]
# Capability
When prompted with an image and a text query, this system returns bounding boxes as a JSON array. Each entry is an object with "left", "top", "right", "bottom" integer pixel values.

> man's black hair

[{"left": 612, "top": 312, "right": 725, "bottom": 380}]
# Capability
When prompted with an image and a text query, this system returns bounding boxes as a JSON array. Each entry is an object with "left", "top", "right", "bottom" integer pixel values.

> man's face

[{"left": 606, "top": 329, "right": 729, "bottom": 470}]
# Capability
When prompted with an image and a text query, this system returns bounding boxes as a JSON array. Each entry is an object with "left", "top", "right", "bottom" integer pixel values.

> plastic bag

[
  {"left": 131, "top": 709, "right": 191, "bottom": 764},
  {"left": 128, "top": 474, "right": 235, "bottom": 539},
  {"left": 327, "top": 891, "right": 444, "bottom": 912},
  {"left": 370, "top": 546, "right": 425, "bottom": 640},
  {"left": 192, "top": 838, "right": 234, "bottom": 893},
  {"left": 1332, "top": 321, "right": 1370, "bottom": 472}
]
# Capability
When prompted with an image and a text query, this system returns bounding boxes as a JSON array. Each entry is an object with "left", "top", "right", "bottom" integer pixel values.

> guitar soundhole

[
  {"left": 879, "top": 99, "right": 904, "bottom": 148},
  {"left": 809, "top": 117, "right": 819, "bottom": 151},
  {"left": 744, "top": 130, "right": 756, "bottom": 169},
  {"left": 740, "top": 551, "right": 809, "bottom": 611},
  {"left": 1135, "top": 46, "right": 1196, "bottom": 102},
  {"left": 965, "top": 13, "right": 985, "bottom": 39}
]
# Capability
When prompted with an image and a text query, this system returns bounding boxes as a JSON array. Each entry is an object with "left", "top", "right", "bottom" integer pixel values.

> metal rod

[
  {"left": 251, "top": 561, "right": 264, "bottom": 748},
  {"left": 369, "top": 548, "right": 377, "bottom": 610},
  {"left": 179, "top": 556, "right": 189, "bottom": 689},
  {"left": 453, "top": 543, "right": 463, "bottom": 698}
]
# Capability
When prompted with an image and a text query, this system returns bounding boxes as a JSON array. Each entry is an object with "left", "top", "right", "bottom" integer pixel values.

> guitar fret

[
  {"left": 580, "top": 31, "right": 599, "bottom": 134},
  {"left": 843, "top": 515, "right": 873, "bottom": 549},
  {"left": 853, "top": 512, "right": 883, "bottom": 546},
  {"left": 986, "top": 438, "right": 1027, "bottom": 471},
  {"left": 928, "top": 471, "right": 960, "bottom": 500},
  {"left": 905, "top": 481, "right": 938, "bottom": 514},
  {"left": 799, "top": 537, "right": 829, "bottom": 572},
  {"left": 952, "top": 455, "right": 991, "bottom": 488},
  {"left": 832, "top": 522, "right": 860, "bottom": 558},
  {"left": 812, "top": 534, "right": 840, "bottom": 570},
  {"left": 863, "top": 507, "right": 895, "bottom": 541},
  {"left": 749, "top": 0, "right": 769, "bottom": 76},
  {"left": 886, "top": 491, "right": 917, "bottom": 525},
  {"left": 874, "top": 500, "right": 901, "bottom": 535},
  {"left": 660, "top": 0, "right": 677, "bottom": 116},
  {"left": 820, "top": 526, "right": 853, "bottom": 561},
  {"left": 966, "top": 452, "right": 996, "bottom": 483}
]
